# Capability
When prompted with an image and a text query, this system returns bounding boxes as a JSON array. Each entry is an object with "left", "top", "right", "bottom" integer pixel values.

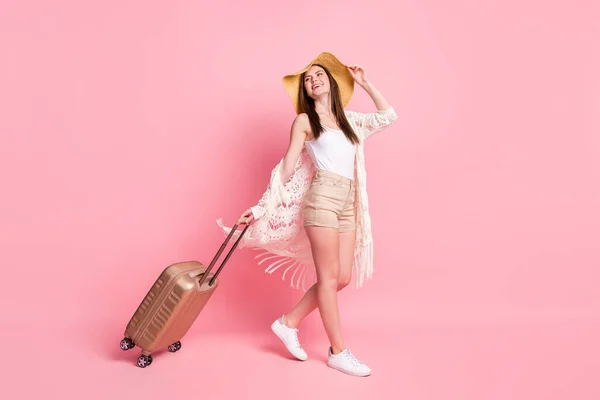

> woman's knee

[
  {"left": 337, "top": 274, "right": 352, "bottom": 290},
  {"left": 316, "top": 262, "right": 340, "bottom": 289}
]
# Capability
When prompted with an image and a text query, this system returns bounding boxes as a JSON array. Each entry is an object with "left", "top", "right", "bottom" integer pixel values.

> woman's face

[{"left": 303, "top": 65, "right": 330, "bottom": 99}]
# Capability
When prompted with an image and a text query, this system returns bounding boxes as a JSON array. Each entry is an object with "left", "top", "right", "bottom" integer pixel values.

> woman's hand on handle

[{"left": 237, "top": 208, "right": 255, "bottom": 226}]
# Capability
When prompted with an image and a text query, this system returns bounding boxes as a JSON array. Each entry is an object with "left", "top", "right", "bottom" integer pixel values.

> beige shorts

[{"left": 302, "top": 169, "right": 356, "bottom": 232}]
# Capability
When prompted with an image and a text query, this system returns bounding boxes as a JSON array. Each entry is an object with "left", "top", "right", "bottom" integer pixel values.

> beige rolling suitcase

[{"left": 119, "top": 222, "right": 249, "bottom": 368}]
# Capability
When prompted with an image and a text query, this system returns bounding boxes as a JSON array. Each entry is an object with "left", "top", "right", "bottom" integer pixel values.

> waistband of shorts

[{"left": 314, "top": 169, "right": 354, "bottom": 186}]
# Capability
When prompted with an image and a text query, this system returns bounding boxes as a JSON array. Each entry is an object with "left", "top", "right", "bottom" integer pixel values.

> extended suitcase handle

[{"left": 198, "top": 222, "right": 250, "bottom": 287}]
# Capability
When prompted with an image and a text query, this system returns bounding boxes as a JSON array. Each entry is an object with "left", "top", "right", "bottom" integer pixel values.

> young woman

[{"left": 230, "top": 52, "right": 397, "bottom": 377}]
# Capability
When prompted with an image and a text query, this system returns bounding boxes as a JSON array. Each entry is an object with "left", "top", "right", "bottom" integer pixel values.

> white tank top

[{"left": 305, "top": 126, "right": 357, "bottom": 180}]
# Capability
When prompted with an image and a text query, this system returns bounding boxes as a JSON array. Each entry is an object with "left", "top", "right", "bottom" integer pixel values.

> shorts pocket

[{"left": 313, "top": 175, "right": 342, "bottom": 188}]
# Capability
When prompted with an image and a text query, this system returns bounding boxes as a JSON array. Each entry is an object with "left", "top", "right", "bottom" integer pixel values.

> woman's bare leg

[{"left": 282, "top": 228, "right": 355, "bottom": 353}]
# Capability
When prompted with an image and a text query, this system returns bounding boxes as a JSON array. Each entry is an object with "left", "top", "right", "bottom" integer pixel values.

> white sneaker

[
  {"left": 270, "top": 316, "right": 308, "bottom": 361},
  {"left": 327, "top": 347, "right": 372, "bottom": 377}
]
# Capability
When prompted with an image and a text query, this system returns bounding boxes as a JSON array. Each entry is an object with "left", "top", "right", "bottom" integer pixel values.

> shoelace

[
  {"left": 291, "top": 329, "right": 302, "bottom": 348},
  {"left": 283, "top": 323, "right": 302, "bottom": 348},
  {"left": 342, "top": 350, "right": 362, "bottom": 366}
]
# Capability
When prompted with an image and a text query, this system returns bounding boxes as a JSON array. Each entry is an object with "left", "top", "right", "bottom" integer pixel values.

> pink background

[{"left": 1, "top": 0, "right": 599, "bottom": 399}]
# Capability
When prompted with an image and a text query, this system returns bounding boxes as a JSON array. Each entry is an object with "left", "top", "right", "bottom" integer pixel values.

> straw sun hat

[{"left": 282, "top": 52, "right": 355, "bottom": 115}]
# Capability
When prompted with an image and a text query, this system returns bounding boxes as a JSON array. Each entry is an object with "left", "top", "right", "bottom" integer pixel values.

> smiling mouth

[{"left": 312, "top": 84, "right": 322, "bottom": 90}]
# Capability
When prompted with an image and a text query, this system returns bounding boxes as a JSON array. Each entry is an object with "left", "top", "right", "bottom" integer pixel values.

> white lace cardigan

[{"left": 217, "top": 106, "right": 398, "bottom": 291}]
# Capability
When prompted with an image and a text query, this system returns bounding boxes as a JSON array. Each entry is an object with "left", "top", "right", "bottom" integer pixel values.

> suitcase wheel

[
  {"left": 137, "top": 354, "right": 153, "bottom": 368},
  {"left": 119, "top": 337, "right": 135, "bottom": 351},
  {"left": 168, "top": 341, "right": 182, "bottom": 353}
]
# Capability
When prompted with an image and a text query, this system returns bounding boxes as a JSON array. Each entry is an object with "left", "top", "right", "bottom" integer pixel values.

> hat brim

[{"left": 282, "top": 52, "right": 354, "bottom": 115}]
